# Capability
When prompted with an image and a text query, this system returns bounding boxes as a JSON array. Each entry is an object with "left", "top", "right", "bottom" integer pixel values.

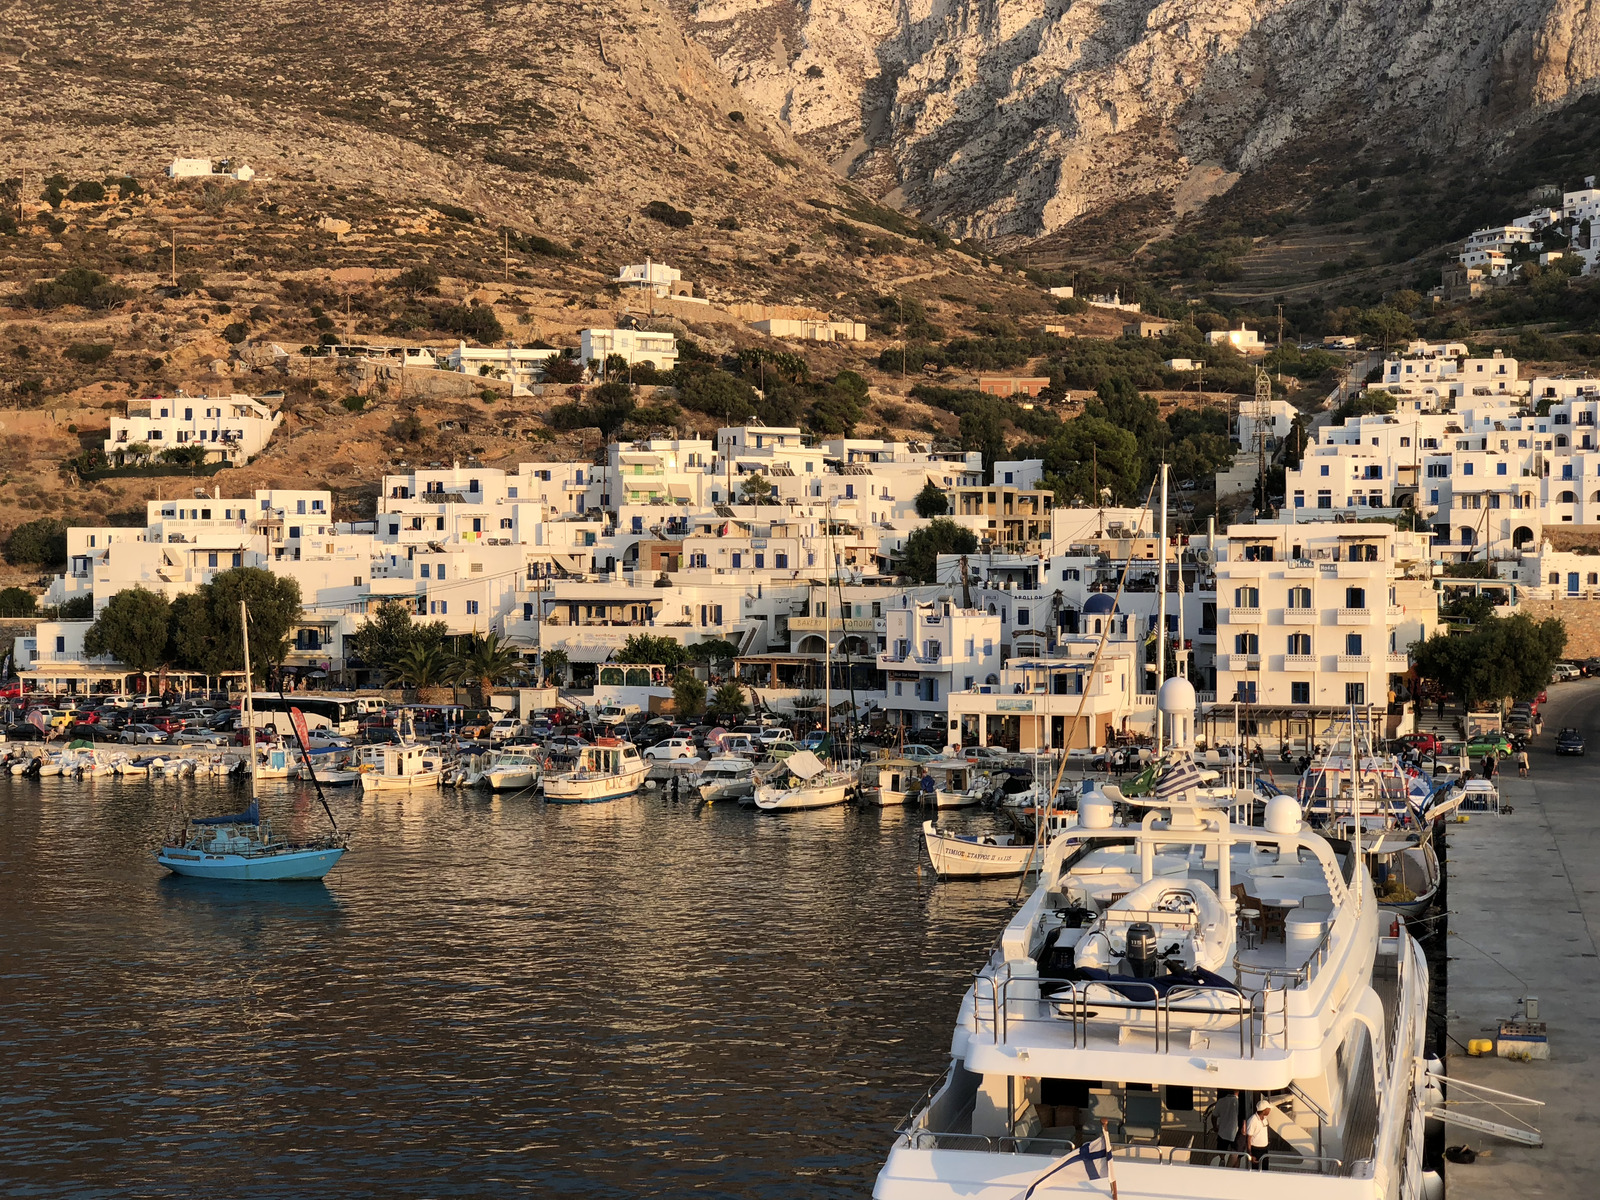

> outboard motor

[{"left": 1125, "top": 922, "right": 1159, "bottom": 979}]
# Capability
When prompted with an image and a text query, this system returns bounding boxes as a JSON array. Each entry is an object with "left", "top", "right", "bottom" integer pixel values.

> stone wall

[{"left": 1518, "top": 597, "right": 1600, "bottom": 659}]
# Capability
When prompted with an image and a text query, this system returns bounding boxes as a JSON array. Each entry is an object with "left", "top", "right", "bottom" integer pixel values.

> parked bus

[{"left": 242, "top": 694, "right": 387, "bottom": 737}]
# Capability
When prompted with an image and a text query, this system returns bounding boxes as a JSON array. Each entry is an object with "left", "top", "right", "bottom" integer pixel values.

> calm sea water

[{"left": 0, "top": 775, "right": 1019, "bottom": 1198}]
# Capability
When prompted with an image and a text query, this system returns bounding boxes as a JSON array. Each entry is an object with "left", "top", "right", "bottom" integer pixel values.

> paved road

[{"left": 1444, "top": 677, "right": 1600, "bottom": 1198}]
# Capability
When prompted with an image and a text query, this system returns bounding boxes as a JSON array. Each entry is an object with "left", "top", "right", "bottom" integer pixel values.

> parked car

[
  {"left": 798, "top": 731, "right": 828, "bottom": 752},
  {"left": 764, "top": 739, "right": 801, "bottom": 760},
  {"left": 898, "top": 744, "right": 941, "bottom": 763},
  {"left": 305, "top": 729, "right": 351, "bottom": 749},
  {"left": 546, "top": 735, "right": 591, "bottom": 754},
  {"left": 174, "top": 728, "right": 230, "bottom": 746},
  {"left": 1463, "top": 732, "right": 1511, "bottom": 756},
  {"left": 960, "top": 745, "right": 1012, "bottom": 764},
  {"left": 67, "top": 723, "right": 119, "bottom": 743},
  {"left": 1397, "top": 732, "right": 1441, "bottom": 755},
  {"left": 3, "top": 723, "right": 46, "bottom": 741},
  {"left": 0, "top": 682, "right": 25, "bottom": 700},
  {"left": 754, "top": 728, "right": 791, "bottom": 746},
  {"left": 149, "top": 715, "right": 187, "bottom": 734},
  {"left": 644, "top": 737, "right": 700, "bottom": 761},
  {"left": 1551, "top": 663, "right": 1583, "bottom": 682},
  {"left": 120, "top": 724, "right": 170, "bottom": 745},
  {"left": 1556, "top": 728, "right": 1586, "bottom": 755},
  {"left": 489, "top": 718, "right": 525, "bottom": 742}
]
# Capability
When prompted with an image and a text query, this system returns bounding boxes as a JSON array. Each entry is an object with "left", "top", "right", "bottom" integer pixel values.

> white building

[
  {"left": 167, "top": 157, "right": 255, "bottom": 182},
  {"left": 446, "top": 343, "right": 561, "bottom": 392},
  {"left": 751, "top": 318, "right": 867, "bottom": 343},
  {"left": 1210, "top": 522, "right": 1436, "bottom": 747},
  {"left": 877, "top": 596, "right": 1002, "bottom": 731},
  {"left": 579, "top": 328, "right": 678, "bottom": 371},
  {"left": 105, "top": 394, "right": 282, "bottom": 464},
  {"left": 1206, "top": 324, "right": 1266, "bottom": 354},
  {"left": 615, "top": 258, "right": 693, "bottom": 299}
]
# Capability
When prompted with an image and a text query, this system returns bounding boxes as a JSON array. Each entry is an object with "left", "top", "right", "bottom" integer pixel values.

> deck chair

[
  {"left": 1123, "top": 1090, "right": 1163, "bottom": 1142},
  {"left": 1230, "top": 883, "right": 1262, "bottom": 945}
]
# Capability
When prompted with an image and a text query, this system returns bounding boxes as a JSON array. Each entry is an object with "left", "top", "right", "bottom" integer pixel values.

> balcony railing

[
  {"left": 1229, "top": 606, "right": 1262, "bottom": 622},
  {"left": 1223, "top": 654, "right": 1260, "bottom": 671},
  {"left": 1337, "top": 654, "right": 1370, "bottom": 669},
  {"left": 1386, "top": 655, "right": 1410, "bottom": 671},
  {"left": 1336, "top": 608, "right": 1371, "bottom": 624},
  {"left": 1282, "top": 608, "right": 1317, "bottom": 625},
  {"left": 1283, "top": 654, "right": 1318, "bottom": 669}
]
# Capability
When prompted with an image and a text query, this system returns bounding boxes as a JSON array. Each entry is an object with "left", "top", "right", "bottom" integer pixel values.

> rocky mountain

[
  {"left": 674, "top": 0, "right": 1600, "bottom": 243},
  {"left": 0, "top": 0, "right": 859, "bottom": 263}
]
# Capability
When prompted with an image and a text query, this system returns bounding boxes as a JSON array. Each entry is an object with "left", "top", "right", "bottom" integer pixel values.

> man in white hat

[{"left": 1245, "top": 1097, "right": 1272, "bottom": 1169}]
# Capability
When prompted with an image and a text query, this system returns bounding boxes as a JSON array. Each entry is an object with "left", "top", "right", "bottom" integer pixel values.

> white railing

[
  {"left": 1282, "top": 608, "right": 1317, "bottom": 625},
  {"left": 1284, "top": 654, "right": 1318, "bottom": 668},
  {"left": 1336, "top": 607, "right": 1371, "bottom": 624},
  {"left": 1337, "top": 654, "right": 1370, "bottom": 669}
]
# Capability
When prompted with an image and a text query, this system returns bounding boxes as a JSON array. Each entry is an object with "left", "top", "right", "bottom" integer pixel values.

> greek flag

[
  {"left": 1153, "top": 757, "right": 1205, "bottom": 799},
  {"left": 1020, "top": 1131, "right": 1116, "bottom": 1198}
]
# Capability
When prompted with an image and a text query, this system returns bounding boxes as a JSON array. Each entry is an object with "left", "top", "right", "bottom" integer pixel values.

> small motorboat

[
  {"left": 483, "top": 750, "right": 544, "bottom": 792},
  {"left": 544, "top": 739, "right": 648, "bottom": 804},
  {"left": 921, "top": 820, "right": 1047, "bottom": 879},
  {"left": 357, "top": 742, "right": 445, "bottom": 793},
  {"left": 694, "top": 755, "right": 756, "bottom": 803}
]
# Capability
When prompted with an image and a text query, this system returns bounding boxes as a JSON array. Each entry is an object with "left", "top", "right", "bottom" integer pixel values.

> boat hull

[
  {"left": 155, "top": 846, "right": 346, "bottom": 881},
  {"left": 360, "top": 769, "right": 442, "bottom": 792},
  {"left": 921, "top": 821, "right": 1040, "bottom": 879},
  {"left": 753, "top": 780, "right": 850, "bottom": 811},
  {"left": 544, "top": 765, "right": 649, "bottom": 804},
  {"left": 486, "top": 768, "right": 541, "bottom": 791}
]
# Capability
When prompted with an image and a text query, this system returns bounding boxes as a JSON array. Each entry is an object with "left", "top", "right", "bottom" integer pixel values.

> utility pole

[
  {"left": 171, "top": 227, "right": 178, "bottom": 288},
  {"left": 503, "top": 228, "right": 511, "bottom": 281},
  {"left": 960, "top": 554, "right": 971, "bottom": 610},
  {"left": 1255, "top": 367, "right": 1272, "bottom": 515}
]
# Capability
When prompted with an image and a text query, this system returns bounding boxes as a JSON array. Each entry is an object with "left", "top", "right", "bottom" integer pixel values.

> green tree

[
  {"left": 678, "top": 369, "right": 757, "bottom": 420},
  {"left": 348, "top": 600, "right": 449, "bottom": 675},
  {"left": 3, "top": 518, "right": 68, "bottom": 567},
  {"left": 672, "top": 671, "right": 707, "bottom": 718},
  {"left": 0, "top": 586, "right": 38, "bottom": 617},
  {"left": 390, "top": 642, "right": 457, "bottom": 689},
  {"left": 1360, "top": 305, "right": 1414, "bottom": 351},
  {"left": 959, "top": 406, "right": 1006, "bottom": 473},
  {"left": 708, "top": 681, "right": 747, "bottom": 720},
  {"left": 684, "top": 639, "right": 740, "bottom": 668},
  {"left": 1411, "top": 613, "right": 1567, "bottom": 707},
  {"left": 897, "top": 518, "right": 979, "bottom": 583},
  {"left": 84, "top": 587, "right": 171, "bottom": 672},
  {"left": 540, "top": 648, "right": 569, "bottom": 685},
  {"left": 395, "top": 264, "right": 441, "bottom": 298},
  {"left": 1334, "top": 389, "right": 1398, "bottom": 425},
  {"left": 57, "top": 594, "right": 93, "bottom": 619},
  {"left": 174, "top": 568, "right": 302, "bottom": 683},
  {"left": 614, "top": 633, "right": 687, "bottom": 670},
  {"left": 21, "top": 266, "right": 131, "bottom": 311},
  {"left": 739, "top": 474, "right": 775, "bottom": 505},
  {"left": 914, "top": 479, "right": 950, "bottom": 517},
  {"left": 452, "top": 632, "right": 523, "bottom": 703},
  {"left": 1033, "top": 416, "right": 1142, "bottom": 504}
]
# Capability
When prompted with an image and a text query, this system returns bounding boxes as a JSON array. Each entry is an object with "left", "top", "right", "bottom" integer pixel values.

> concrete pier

[{"left": 1444, "top": 679, "right": 1600, "bottom": 1197}]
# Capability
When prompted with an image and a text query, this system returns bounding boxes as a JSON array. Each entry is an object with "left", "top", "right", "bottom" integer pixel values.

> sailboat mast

[
  {"left": 1156, "top": 463, "right": 1168, "bottom": 760},
  {"left": 823, "top": 507, "right": 831, "bottom": 750},
  {"left": 240, "top": 598, "right": 257, "bottom": 802}
]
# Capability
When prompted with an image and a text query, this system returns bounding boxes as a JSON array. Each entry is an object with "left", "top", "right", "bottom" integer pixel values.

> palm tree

[
  {"left": 453, "top": 633, "right": 524, "bottom": 705},
  {"left": 709, "top": 681, "right": 747, "bottom": 722},
  {"left": 390, "top": 643, "right": 456, "bottom": 690}
]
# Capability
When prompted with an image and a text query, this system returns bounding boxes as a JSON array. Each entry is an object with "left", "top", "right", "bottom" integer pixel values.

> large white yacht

[{"left": 875, "top": 769, "right": 1432, "bottom": 1199}]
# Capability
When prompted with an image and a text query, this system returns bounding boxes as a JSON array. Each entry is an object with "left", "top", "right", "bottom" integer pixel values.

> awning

[{"left": 784, "top": 750, "right": 826, "bottom": 779}]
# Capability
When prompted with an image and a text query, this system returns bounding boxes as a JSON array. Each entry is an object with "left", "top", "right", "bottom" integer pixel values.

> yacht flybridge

[{"left": 876, "top": 776, "right": 1431, "bottom": 1199}]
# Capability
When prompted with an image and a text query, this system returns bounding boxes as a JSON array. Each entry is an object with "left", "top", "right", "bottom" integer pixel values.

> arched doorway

[{"left": 1513, "top": 525, "right": 1534, "bottom": 547}]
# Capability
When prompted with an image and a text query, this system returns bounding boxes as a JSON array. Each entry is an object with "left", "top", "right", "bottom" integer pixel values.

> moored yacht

[
  {"left": 752, "top": 749, "right": 853, "bottom": 811},
  {"left": 357, "top": 742, "right": 445, "bottom": 792},
  {"left": 483, "top": 750, "right": 544, "bottom": 792},
  {"left": 693, "top": 755, "right": 757, "bottom": 803},
  {"left": 876, "top": 769, "right": 1431, "bottom": 1199}
]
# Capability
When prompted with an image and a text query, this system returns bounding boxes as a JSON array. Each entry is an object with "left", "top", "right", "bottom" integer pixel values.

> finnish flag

[{"left": 1020, "top": 1131, "right": 1116, "bottom": 1198}]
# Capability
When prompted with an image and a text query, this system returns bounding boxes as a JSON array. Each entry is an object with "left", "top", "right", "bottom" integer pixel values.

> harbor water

[{"left": 0, "top": 775, "right": 1012, "bottom": 1198}]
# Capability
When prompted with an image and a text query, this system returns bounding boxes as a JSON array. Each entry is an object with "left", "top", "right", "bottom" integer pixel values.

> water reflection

[{"left": 0, "top": 776, "right": 1016, "bottom": 1197}]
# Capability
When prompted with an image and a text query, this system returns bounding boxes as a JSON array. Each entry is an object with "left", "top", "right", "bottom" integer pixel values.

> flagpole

[{"left": 1101, "top": 1119, "right": 1119, "bottom": 1200}]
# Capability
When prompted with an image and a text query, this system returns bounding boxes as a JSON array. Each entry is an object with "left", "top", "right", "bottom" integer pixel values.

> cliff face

[{"left": 676, "top": 0, "right": 1600, "bottom": 240}]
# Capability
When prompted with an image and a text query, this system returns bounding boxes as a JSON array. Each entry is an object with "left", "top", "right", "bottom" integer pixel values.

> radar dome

[
  {"left": 1158, "top": 675, "right": 1197, "bottom": 715},
  {"left": 1079, "top": 792, "right": 1115, "bottom": 829},
  {"left": 1264, "top": 794, "right": 1303, "bottom": 835}
]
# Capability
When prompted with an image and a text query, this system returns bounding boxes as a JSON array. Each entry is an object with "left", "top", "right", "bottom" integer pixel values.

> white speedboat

[
  {"left": 358, "top": 742, "right": 444, "bottom": 792},
  {"left": 693, "top": 755, "right": 756, "bottom": 803},
  {"left": 254, "top": 745, "right": 300, "bottom": 780},
  {"left": 544, "top": 739, "right": 648, "bottom": 804},
  {"left": 484, "top": 750, "right": 544, "bottom": 792},
  {"left": 877, "top": 769, "right": 1432, "bottom": 1200},
  {"left": 753, "top": 750, "right": 853, "bottom": 811}
]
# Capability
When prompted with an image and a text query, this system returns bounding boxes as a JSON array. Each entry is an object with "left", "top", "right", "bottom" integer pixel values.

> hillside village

[{"left": 3, "top": 153, "right": 1600, "bottom": 752}]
